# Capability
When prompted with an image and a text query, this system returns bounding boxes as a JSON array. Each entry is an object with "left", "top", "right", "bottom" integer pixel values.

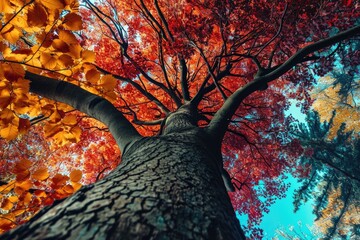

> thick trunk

[{"left": 2, "top": 129, "right": 245, "bottom": 239}]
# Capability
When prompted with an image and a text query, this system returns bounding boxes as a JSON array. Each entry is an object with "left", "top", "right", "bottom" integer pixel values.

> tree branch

[
  {"left": 25, "top": 71, "right": 142, "bottom": 154},
  {"left": 207, "top": 25, "right": 360, "bottom": 141},
  {"left": 95, "top": 65, "right": 170, "bottom": 114}
]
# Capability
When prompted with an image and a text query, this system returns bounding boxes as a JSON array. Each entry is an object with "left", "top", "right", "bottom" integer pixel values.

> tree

[
  {"left": 290, "top": 73, "right": 360, "bottom": 239},
  {"left": 291, "top": 113, "right": 360, "bottom": 239},
  {"left": 0, "top": 0, "right": 359, "bottom": 239}
]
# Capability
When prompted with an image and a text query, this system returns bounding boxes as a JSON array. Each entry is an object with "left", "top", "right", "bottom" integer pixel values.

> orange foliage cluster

[
  {"left": 0, "top": 158, "right": 82, "bottom": 233},
  {"left": 0, "top": 0, "right": 122, "bottom": 231}
]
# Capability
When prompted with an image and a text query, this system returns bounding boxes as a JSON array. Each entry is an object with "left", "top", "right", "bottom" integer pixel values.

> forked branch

[{"left": 207, "top": 25, "right": 360, "bottom": 141}]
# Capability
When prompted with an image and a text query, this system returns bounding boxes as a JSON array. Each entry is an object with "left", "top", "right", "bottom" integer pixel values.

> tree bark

[{"left": 2, "top": 128, "right": 245, "bottom": 239}]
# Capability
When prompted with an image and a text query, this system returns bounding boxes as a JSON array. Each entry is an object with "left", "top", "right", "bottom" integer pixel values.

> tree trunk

[{"left": 2, "top": 128, "right": 245, "bottom": 239}]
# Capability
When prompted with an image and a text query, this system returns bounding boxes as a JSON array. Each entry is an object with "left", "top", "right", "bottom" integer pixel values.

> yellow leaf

[
  {"left": 99, "top": 75, "right": 117, "bottom": 91},
  {"left": 7, "top": 196, "right": 18, "bottom": 203},
  {"left": 1, "top": 24, "right": 22, "bottom": 44},
  {"left": 71, "top": 182, "right": 82, "bottom": 191},
  {"left": 44, "top": 124, "right": 63, "bottom": 138},
  {"left": 69, "top": 43, "right": 82, "bottom": 58},
  {"left": 7, "top": 49, "right": 33, "bottom": 62},
  {"left": 40, "top": 52, "right": 58, "bottom": 69},
  {"left": 68, "top": 125, "right": 81, "bottom": 142},
  {"left": 0, "top": 0, "right": 14, "bottom": 14},
  {"left": 70, "top": 169, "right": 82, "bottom": 182},
  {"left": 58, "top": 30, "right": 78, "bottom": 44},
  {"left": 81, "top": 50, "right": 95, "bottom": 63},
  {"left": 39, "top": 0, "right": 65, "bottom": 9},
  {"left": 32, "top": 168, "right": 50, "bottom": 181},
  {"left": 62, "top": 114, "right": 77, "bottom": 126},
  {"left": 63, "top": 13, "right": 82, "bottom": 30},
  {"left": 0, "top": 119, "right": 19, "bottom": 140}
]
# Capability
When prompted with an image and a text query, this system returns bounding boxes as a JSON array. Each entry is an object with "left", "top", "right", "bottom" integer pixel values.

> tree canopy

[{"left": 0, "top": 0, "right": 359, "bottom": 238}]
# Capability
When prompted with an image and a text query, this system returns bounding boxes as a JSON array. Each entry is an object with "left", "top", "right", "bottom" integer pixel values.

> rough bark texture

[{"left": 2, "top": 128, "right": 245, "bottom": 239}]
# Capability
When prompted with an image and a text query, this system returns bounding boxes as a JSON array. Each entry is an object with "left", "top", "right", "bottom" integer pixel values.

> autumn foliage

[{"left": 0, "top": 0, "right": 359, "bottom": 238}]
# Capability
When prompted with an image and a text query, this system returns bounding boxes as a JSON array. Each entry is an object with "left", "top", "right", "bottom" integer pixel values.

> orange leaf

[
  {"left": 13, "top": 209, "right": 25, "bottom": 216},
  {"left": 70, "top": 169, "right": 82, "bottom": 182},
  {"left": 58, "top": 30, "right": 78, "bottom": 44},
  {"left": 68, "top": 126, "right": 81, "bottom": 143},
  {"left": 65, "top": 0, "right": 80, "bottom": 11},
  {"left": 0, "top": 121, "right": 18, "bottom": 140},
  {"left": 71, "top": 182, "right": 82, "bottom": 191},
  {"left": 52, "top": 174, "right": 69, "bottom": 187},
  {"left": 85, "top": 69, "right": 101, "bottom": 84},
  {"left": 1, "top": 199, "right": 13, "bottom": 210},
  {"left": 58, "top": 54, "right": 74, "bottom": 68},
  {"left": 15, "top": 170, "right": 30, "bottom": 181},
  {"left": 0, "top": 89, "right": 11, "bottom": 109},
  {"left": 15, "top": 179, "right": 32, "bottom": 191},
  {"left": 99, "top": 75, "right": 117, "bottom": 91},
  {"left": 23, "top": 192, "right": 33, "bottom": 206},
  {"left": 40, "top": 0, "right": 65, "bottom": 9},
  {"left": 18, "top": 118, "right": 31, "bottom": 134},
  {"left": 43, "top": 197, "right": 54, "bottom": 206},
  {"left": 0, "top": 181, "right": 15, "bottom": 194},
  {"left": 14, "top": 159, "right": 32, "bottom": 172},
  {"left": 0, "top": 0, "right": 14, "bottom": 14},
  {"left": 1, "top": 25, "right": 22, "bottom": 44},
  {"left": 34, "top": 190, "right": 47, "bottom": 198},
  {"left": 0, "top": 216, "right": 16, "bottom": 233},
  {"left": 52, "top": 39, "right": 70, "bottom": 52},
  {"left": 2, "top": 63, "right": 25, "bottom": 81},
  {"left": 7, "top": 196, "right": 18, "bottom": 203},
  {"left": 63, "top": 184, "right": 74, "bottom": 194},
  {"left": 32, "top": 168, "right": 50, "bottom": 181},
  {"left": 44, "top": 124, "right": 63, "bottom": 138},
  {"left": 81, "top": 50, "right": 95, "bottom": 62},
  {"left": 63, "top": 13, "right": 83, "bottom": 30},
  {"left": 40, "top": 52, "right": 58, "bottom": 69},
  {"left": 62, "top": 115, "right": 77, "bottom": 126}
]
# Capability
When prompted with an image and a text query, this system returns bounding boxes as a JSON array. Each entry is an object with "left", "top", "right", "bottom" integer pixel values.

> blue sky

[
  {"left": 260, "top": 176, "right": 316, "bottom": 239},
  {"left": 237, "top": 103, "right": 317, "bottom": 239},
  {"left": 257, "top": 102, "right": 316, "bottom": 239}
]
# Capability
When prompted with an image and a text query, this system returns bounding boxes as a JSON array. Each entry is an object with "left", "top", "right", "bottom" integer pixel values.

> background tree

[
  {"left": 0, "top": 0, "right": 359, "bottom": 239},
  {"left": 290, "top": 67, "right": 360, "bottom": 239}
]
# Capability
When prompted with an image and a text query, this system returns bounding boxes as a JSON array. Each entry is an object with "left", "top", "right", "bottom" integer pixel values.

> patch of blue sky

[{"left": 260, "top": 176, "right": 316, "bottom": 239}]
